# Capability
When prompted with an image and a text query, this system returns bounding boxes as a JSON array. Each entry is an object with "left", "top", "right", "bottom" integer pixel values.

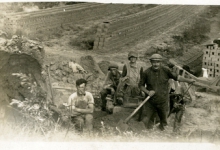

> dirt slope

[{"left": 1, "top": 4, "right": 220, "bottom": 143}]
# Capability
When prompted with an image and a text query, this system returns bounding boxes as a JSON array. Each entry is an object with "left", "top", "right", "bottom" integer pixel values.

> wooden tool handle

[
  {"left": 124, "top": 96, "right": 151, "bottom": 123},
  {"left": 47, "top": 66, "right": 54, "bottom": 104}
]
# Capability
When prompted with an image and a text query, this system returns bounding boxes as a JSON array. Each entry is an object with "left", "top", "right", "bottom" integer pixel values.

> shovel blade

[{"left": 117, "top": 119, "right": 129, "bottom": 132}]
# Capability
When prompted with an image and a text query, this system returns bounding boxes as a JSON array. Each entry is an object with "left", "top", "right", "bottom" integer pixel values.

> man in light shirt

[{"left": 68, "top": 78, "right": 94, "bottom": 132}]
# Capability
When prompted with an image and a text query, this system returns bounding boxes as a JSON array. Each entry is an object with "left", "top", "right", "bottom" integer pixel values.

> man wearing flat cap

[
  {"left": 139, "top": 53, "right": 195, "bottom": 131},
  {"left": 116, "top": 51, "right": 143, "bottom": 104},
  {"left": 100, "top": 63, "right": 121, "bottom": 111}
]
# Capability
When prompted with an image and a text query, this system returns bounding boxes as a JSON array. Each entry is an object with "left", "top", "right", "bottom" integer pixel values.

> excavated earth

[
  {"left": 0, "top": 36, "right": 46, "bottom": 104},
  {"left": 0, "top": 4, "right": 220, "bottom": 143},
  {"left": 92, "top": 92, "right": 220, "bottom": 142}
]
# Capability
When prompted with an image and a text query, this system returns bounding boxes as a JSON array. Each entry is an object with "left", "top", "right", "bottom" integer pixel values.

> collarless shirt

[{"left": 68, "top": 91, "right": 94, "bottom": 109}]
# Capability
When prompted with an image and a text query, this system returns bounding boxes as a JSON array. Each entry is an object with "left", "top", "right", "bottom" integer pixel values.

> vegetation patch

[
  {"left": 69, "top": 25, "right": 97, "bottom": 50},
  {"left": 144, "top": 6, "right": 220, "bottom": 60},
  {"left": 172, "top": 6, "right": 220, "bottom": 48}
]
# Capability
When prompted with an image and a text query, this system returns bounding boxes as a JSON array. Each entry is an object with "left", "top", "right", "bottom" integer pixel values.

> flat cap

[
  {"left": 128, "top": 51, "right": 138, "bottom": 59},
  {"left": 108, "top": 63, "right": 119, "bottom": 70},
  {"left": 149, "top": 54, "right": 163, "bottom": 61}
]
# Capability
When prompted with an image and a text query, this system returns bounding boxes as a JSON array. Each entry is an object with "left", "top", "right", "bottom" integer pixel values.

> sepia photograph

[{"left": 0, "top": 1, "right": 220, "bottom": 149}]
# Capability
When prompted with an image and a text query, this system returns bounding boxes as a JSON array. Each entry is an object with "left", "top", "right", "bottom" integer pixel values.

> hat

[
  {"left": 149, "top": 54, "right": 163, "bottom": 61},
  {"left": 108, "top": 63, "right": 119, "bottom": 70},
  {"left": 128, "top": 51, "right": 138, "bottom": 60}
]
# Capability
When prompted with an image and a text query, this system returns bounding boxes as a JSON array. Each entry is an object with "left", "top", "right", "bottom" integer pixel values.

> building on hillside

[{"left": 202, "top": 43, "right": 220, "bottom": 77}]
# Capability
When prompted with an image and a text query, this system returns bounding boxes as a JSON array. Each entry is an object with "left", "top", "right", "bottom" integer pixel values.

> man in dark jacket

[
  {"left": 100, "top": 63, "right": 121, "bottom": 111},
  {"left": 139, "top": 53, "right": 195, "bottom": 131}
]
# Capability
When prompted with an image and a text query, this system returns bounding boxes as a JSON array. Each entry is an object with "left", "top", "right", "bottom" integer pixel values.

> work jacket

[{"left": 122, "top": 62, "right": 142, "bottom": 86}]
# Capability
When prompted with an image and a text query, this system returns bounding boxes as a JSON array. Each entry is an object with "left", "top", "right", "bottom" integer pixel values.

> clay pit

[{"left": 0, "top": 3, "right": 220, "bottom": 144}]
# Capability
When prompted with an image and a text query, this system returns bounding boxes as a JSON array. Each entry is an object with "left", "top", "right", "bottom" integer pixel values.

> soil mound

[
  {"left": 48, "top": 55, "right": 105, "bottom": 84},
  {"left": 46, "top": 55, "right": 106, "bottom": 106},
  {"left": 80, "top": 55, "right": 105, "bottom": 79},
  {"left": 98, "top": 60, "right": 110, "bottom": 75},
  {"left": 0, "top": 36, "right": 46, "bottom": 103},
  {"left": 49, "top": 60, "right": 76, "bottom": 84}
]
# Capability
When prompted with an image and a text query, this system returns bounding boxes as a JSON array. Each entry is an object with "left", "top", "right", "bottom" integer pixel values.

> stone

[
  {"left": 55, "top": 69, "right": 62, "bottom": 77},
  {"left": 50, "top": 61, "right": 55, "bottom": 65},
  {"left": 113, "top": 106, "right": 127, "bottom": 114},
  {"left": 67, "top": 77, "right": 74, "bottom": 84},
  {"left": 50, "top": 65, "right": 57, "bottom": 71},
  {"left": 62, "top": 71, "right": 67, "bottom": 76},
  {"left": 62, "top": 77, "right": 68, "bottom": 83}
]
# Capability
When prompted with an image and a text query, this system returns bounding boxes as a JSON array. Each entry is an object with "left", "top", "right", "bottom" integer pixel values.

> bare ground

[{"left": 0, "top": 4, "right": 220, "bottom": 143}]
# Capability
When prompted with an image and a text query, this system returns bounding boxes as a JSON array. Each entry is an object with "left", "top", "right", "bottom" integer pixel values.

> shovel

[{"left": 116, "top": 96, "right": 151, "bottom": 132}]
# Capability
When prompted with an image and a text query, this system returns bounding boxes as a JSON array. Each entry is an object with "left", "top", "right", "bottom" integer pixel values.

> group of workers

[{"left": 67, "top": 51, "right": 195, "bottom": 133}]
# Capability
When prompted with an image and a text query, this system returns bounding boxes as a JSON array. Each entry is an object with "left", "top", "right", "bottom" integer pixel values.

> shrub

[{"left": 69, "top": 25, "right": 97, "bottom": 50}]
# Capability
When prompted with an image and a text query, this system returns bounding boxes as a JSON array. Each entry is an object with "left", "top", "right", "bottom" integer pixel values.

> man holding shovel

[
  {"left": 139, "top": 54, "right": 195, "bottom": 131},
  {"left": 67, "top": 78, "right": 94, "bottom": 133}
]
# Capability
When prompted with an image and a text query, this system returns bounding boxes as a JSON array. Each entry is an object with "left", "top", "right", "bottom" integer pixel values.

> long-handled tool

[
  {"left": 116, "top": 96, "right": 151, "bottom": 132},
  {"left": 47, "top": 66, "right": 54, "bottom": 104}
]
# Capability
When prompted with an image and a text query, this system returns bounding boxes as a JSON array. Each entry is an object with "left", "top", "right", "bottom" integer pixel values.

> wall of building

[{"left": 202, "top": 44, "right": 220, "bottom": 77}]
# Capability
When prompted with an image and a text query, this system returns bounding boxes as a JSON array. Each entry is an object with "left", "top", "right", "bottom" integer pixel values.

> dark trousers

[
  {"left": 142, "top": 101, "right": 169, "bottom": 130},
  {"left": 100, "top": 88, "right": 114, "bottom": 109},
  {"left": 172, "top": 106, "right": 185, "bottom": 132}
]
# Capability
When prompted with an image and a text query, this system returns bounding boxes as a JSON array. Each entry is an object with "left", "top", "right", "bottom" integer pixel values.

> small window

[
  {"left": 206, "top": 51, "right": 208, "bottom": 54},
  {"left": 218, "top": 59, "right": 220, "bottom": 61},
  {"left": 217, "top": 70, "right": 219, "bottom": 72},
  {"left": 210, "top": 74, "right": 212, "bottom": 77},
  {"left": 204, "top": 62, "right": 207, "bottom": 65},
  {"left": 211, "top": 63, "right": 212, "bottom": 66},
  {"left": 212, "top": 52, "right": 215, "bottom": 55},
  {"left": 205, "top": 57, "right": 206, "bottom": 60},
  {"left": 217, "top": 64, "right": 219, "bottom": 67},
  {"left": 210, "top": 69, "right": 212, "bottom": 71},
  {"left": 218, "top": 53, "right": 220, "bottom": 56}
]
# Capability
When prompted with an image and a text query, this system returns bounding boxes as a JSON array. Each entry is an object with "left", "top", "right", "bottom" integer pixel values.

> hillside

[{"left": 0, "top": 3, "right": 220, "bottom": 143}]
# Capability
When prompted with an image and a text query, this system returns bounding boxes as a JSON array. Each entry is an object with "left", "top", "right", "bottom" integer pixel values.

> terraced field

[
  {"left": 1, "top": 4, "right": 207, "bottom": 71},
  {"left": 3, "top": 3, "right": 156, "bottom": 38},
  {"left": 93, "top": 5, "right": 206, "bottom": 51}
]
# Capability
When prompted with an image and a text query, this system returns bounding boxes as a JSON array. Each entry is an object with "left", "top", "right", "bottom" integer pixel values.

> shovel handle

[
  {"left": 47, "top": 66, "right": 54, "bottom": 104},
  {"left": 124, "top": 96, "right": 151, "bottom": 123}
]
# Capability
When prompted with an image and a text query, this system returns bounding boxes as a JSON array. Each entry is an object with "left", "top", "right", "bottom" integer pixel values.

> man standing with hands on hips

[{"left": 139, "top": 54, "right": 195, "bottom": 131}]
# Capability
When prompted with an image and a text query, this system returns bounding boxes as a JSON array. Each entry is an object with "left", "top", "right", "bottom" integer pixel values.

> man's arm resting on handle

[{"left": 140, "top": 86, "right": 155, "bottom": 97}]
